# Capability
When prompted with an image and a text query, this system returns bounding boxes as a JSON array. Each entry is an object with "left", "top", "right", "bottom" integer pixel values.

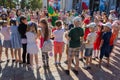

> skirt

[
  {"left": 3, "top": 40, "right": 12, "bottom": 48},
  {"left": 27, "top": 43, "right": 39, "bottom": 54}
]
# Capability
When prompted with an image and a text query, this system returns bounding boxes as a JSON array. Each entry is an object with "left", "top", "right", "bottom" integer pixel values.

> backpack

[{"left": 41, "top": 39, "right": 53, "bottom": 52}]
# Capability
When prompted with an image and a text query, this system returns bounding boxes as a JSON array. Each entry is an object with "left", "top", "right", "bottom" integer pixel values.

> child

[
  {"left": 26, "top": 22, "right": 40, "bottom": 69},
  {"left": 18, "top": 16, "right": 30, "bottom": 64},
  {"left": 84, "top": 22, "right": 97, "bottom": 70},
  {"left": 38, "top": 19, "right": 51, "bottom": 68},
  {"left": 109, "top": 23, "right": 119, "bottom": 55},
  {"left": 1, "top": 20, "right": 14, "bottom": 62},
  {"left": 93, "top": 23, "right": 103, "bottom": 60},
  {"left": 53, "top": 20, "right": 64, "bottom": 65},
  {"left": 10, "top": 19, "right": 22, "bottom": 63},
  {"left": 0, "top": 32, "right": 2, "bottom": 63},
  {"left": 99, "top": 22, "right": 112, "bottom": 67}
]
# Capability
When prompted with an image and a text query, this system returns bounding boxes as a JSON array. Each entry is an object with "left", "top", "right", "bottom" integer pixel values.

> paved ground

[{"left": 0, "top": 32, "right": 120, "bottom": 80}]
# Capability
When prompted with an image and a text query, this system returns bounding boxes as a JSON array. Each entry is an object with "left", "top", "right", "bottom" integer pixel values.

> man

[{"left": 65, "top": 16, "right": 84, "bottom": 75}]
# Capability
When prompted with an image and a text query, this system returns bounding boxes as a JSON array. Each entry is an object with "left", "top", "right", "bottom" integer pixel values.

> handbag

[{"left": 41, "top": 39, "right": 53, "bottom": 52}]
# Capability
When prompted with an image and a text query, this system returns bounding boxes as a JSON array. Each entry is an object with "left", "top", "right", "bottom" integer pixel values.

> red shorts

[{"left": 54, "top": 41, "right": 64, "bottom": 54}]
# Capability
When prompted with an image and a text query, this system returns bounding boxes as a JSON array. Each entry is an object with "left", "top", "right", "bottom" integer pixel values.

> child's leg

[
  {"left": 89, "top": 56, "right": 92, "bottom": 66},
  {"left": 10, "top": 48, "right": 14, "bottom": 60},
  {"left": 75, "top": 51, "right": 79, "bottom": 71},
  {"left": 35, "top": 54, "right": 38, "bottom": 65},
  {"left": 30, "top": 54, "right": 33, "bottom": 66},
  {"left": 86, "top": 57, "right": 89, "bottom": 66},
  {"left": 54, "top": 54, "right": 57, "bottom": 63},
  {"left": 106, "top": 57, "right": 110, "bottom": 67},
  {"left": 93, "top": 50, "right": 96, "bottom": 58},
  {"left": 59, "top": 53, "right": 62, "bottom": 63},
  {"left": 18, "top": 48, "right": 22, "bottom": 62},
  {"left": 0, "top": 46, "right": 2, "bottom": 61},
  {"left": 65, "top": 44, "right": 68, "bottom": 61},
  {"left": 14, "top": 49, "right": 18, "bottom": 61},
  {"left": 5, "top": 48, "right": 8, "bottom": 60},
  {"left": 68, "top": 53, "right": 74, "bottom": 70}
]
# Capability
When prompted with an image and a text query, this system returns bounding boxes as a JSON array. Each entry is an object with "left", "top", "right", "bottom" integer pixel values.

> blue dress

[
  {"left": 11, "top": 26, "right": 22, "bottom": 49},
  {"left": 100, "top": 31, "right": 112, "bottom": 59}
]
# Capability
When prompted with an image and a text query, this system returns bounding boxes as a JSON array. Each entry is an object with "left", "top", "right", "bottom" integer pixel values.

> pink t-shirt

[{"left": 1, "top": 27, "right": 11, "bottom": 40}]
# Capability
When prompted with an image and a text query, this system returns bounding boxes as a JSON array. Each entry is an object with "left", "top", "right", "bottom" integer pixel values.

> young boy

[
  {"left": 83, "top": 22, "right": 97, "bottom": 70},
  {"left": 99, "top": 22, "right": 112, "bottom": 67},
  {"left": 53, "top": 20, "right": 65, "bottom": 65}
]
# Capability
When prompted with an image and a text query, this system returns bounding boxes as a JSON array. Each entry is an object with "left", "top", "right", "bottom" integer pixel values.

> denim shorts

[{"left": 85, "top": 48, "right": 93, "bottom": 57}]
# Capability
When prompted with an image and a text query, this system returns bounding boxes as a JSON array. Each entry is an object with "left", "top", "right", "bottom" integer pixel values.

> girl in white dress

[{"left": 26, "top": 22, "right": 40, "bottom": 69}]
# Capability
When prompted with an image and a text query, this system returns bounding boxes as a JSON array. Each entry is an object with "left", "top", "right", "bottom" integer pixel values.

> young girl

[
  {"left": 26, "top": 22, "right": 40, "bottom": 69},
  {"left": 10, "top": 19, "right": 22, "bottom": 63},
  {"left": 1, "top": 20, "right": 14, "bottom": 62},
  {"left": 93, "top": 24, "right": 103, "bottom": 60},
  {"left": 38, "top": 19, "right": 51, "bottom": 67},
  {"left": 53, "top": 20, "right": 64, "bottom": 65}
]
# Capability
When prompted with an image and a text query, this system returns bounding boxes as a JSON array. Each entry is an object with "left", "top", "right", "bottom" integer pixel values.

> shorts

[
  {"left": 80, "top": 43, "right": 85, "bottom": 51},
  {"left": 69, "top": 47, "right": 80, "bottom": 57},
  {"left": 85, "top": 48, "right": 93, "bottom": 57},
  {"left": 54, "top": 41, "right": 64, "bottom": 54},
  {"left": 100, "top": 46, "right": 110, "bottom": 59}
]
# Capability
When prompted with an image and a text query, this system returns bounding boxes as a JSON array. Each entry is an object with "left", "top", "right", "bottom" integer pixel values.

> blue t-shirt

[{"left": 102, "top": 31, "right": 112, "bottom": 47}]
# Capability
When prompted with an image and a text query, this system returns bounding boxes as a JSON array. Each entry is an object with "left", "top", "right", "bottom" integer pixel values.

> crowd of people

[{"left": 0, "top": 6, "right": 120, "bottom": 75}]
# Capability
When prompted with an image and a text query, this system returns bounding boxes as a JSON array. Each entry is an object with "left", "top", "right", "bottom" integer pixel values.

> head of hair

[
  {"left": 27, "top": 22, "right": 37, "bottom": 33},
  {"left": 20, "top": 15, "right": 26, "bottom": 24},
  {"left": 55, "top": 20, "right": 62, "bottom": 27},
  {"left": 10, "top": 19, "right": 16, "bottom": 26},
  {"left": 39, "top": 18, "right": 49, "bottom": 41}
]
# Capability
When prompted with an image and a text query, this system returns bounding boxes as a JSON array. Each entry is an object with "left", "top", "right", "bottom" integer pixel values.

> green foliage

[
  {"left": 0, "top": 0, "right": 16, "bottom": 8},
  {"left": 29, "top": 0, "right": 42, "bottom": 10}
]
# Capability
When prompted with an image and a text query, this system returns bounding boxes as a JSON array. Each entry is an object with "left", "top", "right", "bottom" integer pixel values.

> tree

[{"left": 28, "top": 0, "right": 42, "bottom": 10}]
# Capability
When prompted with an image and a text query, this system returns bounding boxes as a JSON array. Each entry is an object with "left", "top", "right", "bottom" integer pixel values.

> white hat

[
  {"left": 102, "top": 22, "right": 112, "bottom": 29},
  {"left": 87, "top": 22, "right": 96, "bottom": 28},
  {"left": 73, "top": 16, "right": 81, "bottom": 22}
]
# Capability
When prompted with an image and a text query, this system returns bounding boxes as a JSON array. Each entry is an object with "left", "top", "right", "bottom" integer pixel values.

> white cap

[
  {"left": 73, "top": 16, "right": 81, "bottom": 22},
  {"left": 102, "top": 22, "right": 112, "bottom": 29},
  {"left": 87, "top": 22, "right": 96, "bottom": 28}
]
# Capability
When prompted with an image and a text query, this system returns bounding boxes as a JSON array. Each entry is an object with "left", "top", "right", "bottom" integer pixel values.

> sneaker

[
  {"left": 87, "top": 66, "right": 91, "bottom": 69},
  {"left": 57, "top": 62, "right": 61, "bottom": 65},
  {"left": 79, "top": 58, "right": 83, "bottom": 62},
  {"left": 12, "top": 59, "right": 16, "bottom": 62},
  {"left": 65, "top": 70, "right": 70, "bottom": 75},
  {"left": 83, "top": 66, "right": 89, "bottom": 70},
  {"left": 93, "top": 58, "right": 96, "bottom": 60},
  {"left": 7, "top": 59, "right": 10, "bottom": 62},
  {"left": 72, "top": 60, "right": 75, "bottom": 65},
  {"left": 72, "top": 69, "right": 78, "bottom": 75},
  {"left": 36, "top": 65, "right": 41, "bottom": 69},
  {"left": 54, "top": 62, "right": 58, "bottom": 65},
  {"left": 64, "top": 60, "right": 68, "bottom": 64},
  {"left": 0, "top": 60, "right": 5, "bottom": 63}
]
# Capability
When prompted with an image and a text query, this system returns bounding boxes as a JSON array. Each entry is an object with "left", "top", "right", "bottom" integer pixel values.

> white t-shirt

[
  {"left": 53, "top": 29, "right": 65, "bottom": 42},
  {"left": 85, "top": 32, "right": 97, "bottom": 48}
]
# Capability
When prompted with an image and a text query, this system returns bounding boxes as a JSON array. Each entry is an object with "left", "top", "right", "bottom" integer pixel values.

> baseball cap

[
  {"left": 87, "top": 22, "right": 96, "bottom": 28},
  {"left": 102, "top": 22, "right": 112, "bottom": 29},
  {"left": 73, "top": 16, "right": 81, "bottom": 22}
]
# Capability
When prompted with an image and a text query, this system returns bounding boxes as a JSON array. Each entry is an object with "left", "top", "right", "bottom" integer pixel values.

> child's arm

[{"left": 99, "top": 39, "right": 104, "bottom": 49}]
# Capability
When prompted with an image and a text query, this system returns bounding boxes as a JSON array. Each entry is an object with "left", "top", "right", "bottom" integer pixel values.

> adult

[
  {"left": 65, "top": 16, "right": 84, "bottom": 75},
  {"left": 18, "top": 16, "right": 30, "bottom": 64}
]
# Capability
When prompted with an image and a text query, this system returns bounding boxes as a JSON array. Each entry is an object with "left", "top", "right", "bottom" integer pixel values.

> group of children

[{"left": 0, "top": 8, "right": 120, "bottom": 75}]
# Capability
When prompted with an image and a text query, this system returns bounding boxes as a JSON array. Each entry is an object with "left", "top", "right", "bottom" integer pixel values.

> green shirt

[{"left": 68, "top": 27, "right": 84, "bottom": 48}]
